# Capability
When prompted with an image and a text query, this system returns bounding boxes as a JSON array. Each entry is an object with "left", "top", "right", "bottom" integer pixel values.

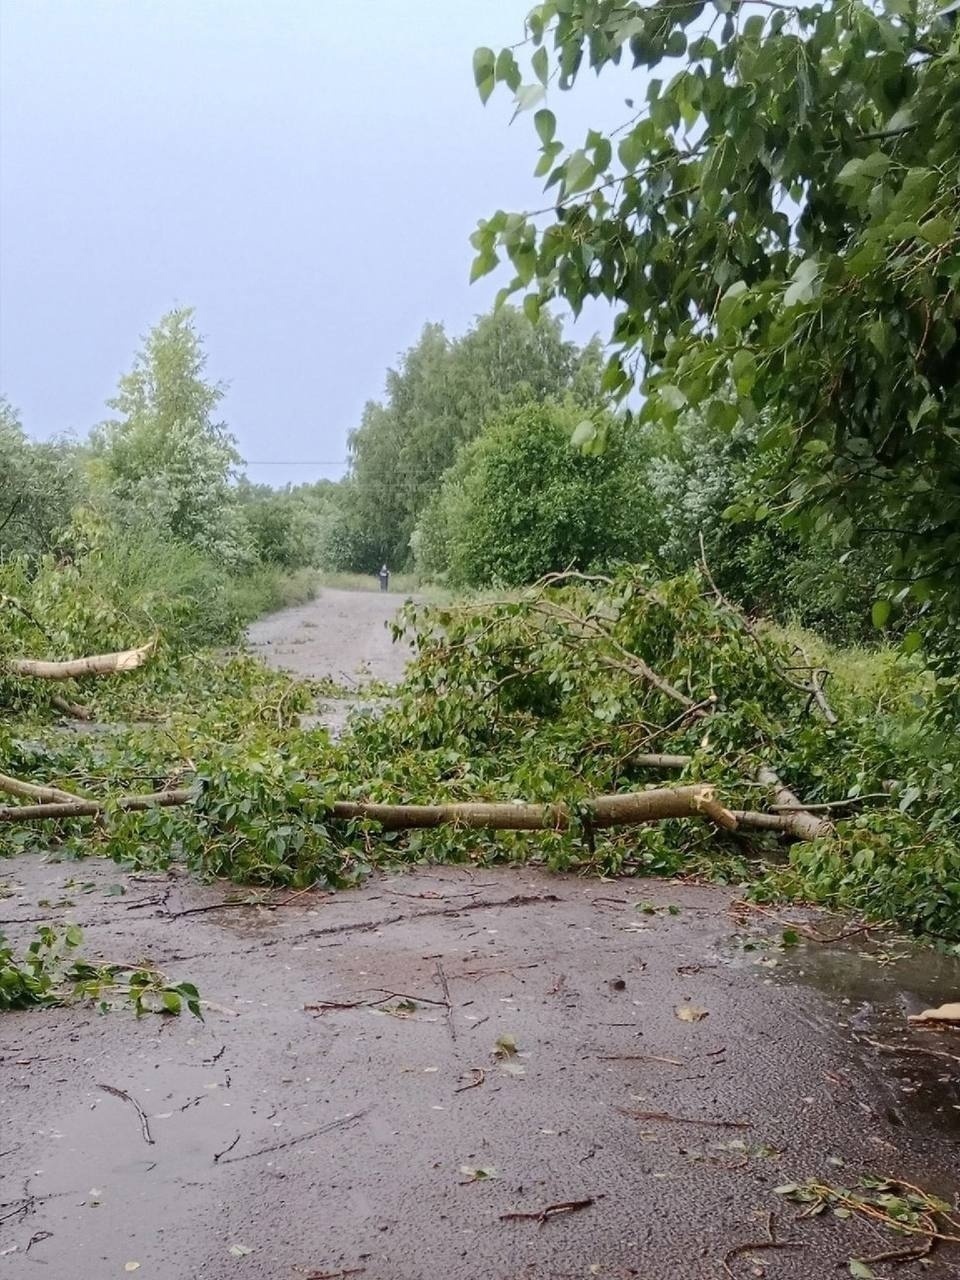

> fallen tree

[
  {"left": 0, "top": 778, "right": 828, "bottom": 842},
  {"left": 1, "top": 564, "right": 955, "bottom": 939}
]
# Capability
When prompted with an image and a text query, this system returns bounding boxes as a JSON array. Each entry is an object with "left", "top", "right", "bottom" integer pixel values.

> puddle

[{"left": 718, "top": 925, "right": 960, "bottom": 1138}]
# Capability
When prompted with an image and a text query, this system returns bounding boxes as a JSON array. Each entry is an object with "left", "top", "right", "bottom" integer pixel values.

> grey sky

[{"left": 0, "top": 1, "right": 629, "bottom": 487}]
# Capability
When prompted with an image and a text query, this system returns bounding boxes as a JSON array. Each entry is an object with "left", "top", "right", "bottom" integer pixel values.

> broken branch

[
  {"left": 6, "top": 639, "right": 155, "bottom": 681},
  {"left": 50, "top": 694, "right": 94, "bottom": 720},
  {"left": 0, "top": 771, "right": 86, "bottom": 806},
  {"left": 0, "top": 788, "right": 192, "bottom": 822}
]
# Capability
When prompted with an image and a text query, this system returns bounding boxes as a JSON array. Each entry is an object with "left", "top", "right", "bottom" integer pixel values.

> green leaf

[
  {"left": 861, "top": 151, "right": 891, "bottom": 178},
  {"left": 162, "top": 990, "right": 182, "bottom": 1014},
  {"left": 564, "top": 150, "right": 596, "bottom": 194},
  {"left": 901, "top": 630, "right": 923, "bottom": 656},
  {"left": 570, "top": 420, "right": 598, "bottom": 449},
  {"left": 513, "top": 247, "right": 537, "bottom": 286},
  {"left": 534, "top": 108, "right": 556, "bottom": 146},
  {"left": 837, "top": 159, "right": 865, "bottom": 185},
  {"left": 470, "top": 250, "right": 498, "bottom": 283},
  {"left": 717, "top": 280, "right": 749, "bottom": 332},
  {"left": 522, "top": 293, "right": 542, "bottom": 324},
  {"left": 871, "top": 599, "right": 891, "bottom": 628},
  {"left": 658, "top": 384, "right": 687, "bottom": 411},
  {"left": 618, "top": 128, "right": 645, "bottom": 173},
  {"left": 784, "top": 258, "right": 820, "bottom": 307},
  {"left": 917, "top": 217, "right": 954, "bottom": 247},
  {"left": 495, "top": 48, "right": 521, "bottom": 92},
  {"left": 532, "top": 45, "right": 549, "bottom": 87},
  {"left": 473, "top": 47, "right": 496, "bottom": 103},
  {"left": 781, "top": 928, "right": 800, "bottom": 947},
  {"left": 65, "top": 924, "right": 83, "bottom": 948},
  {"left": 731, "top": 349, "right": 757, "bottom": 395},
  {"left": 848, "top": 1261, "right": 876, "bottom": 1278}
]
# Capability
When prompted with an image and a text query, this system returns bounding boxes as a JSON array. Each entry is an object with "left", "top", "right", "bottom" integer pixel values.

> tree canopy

[
  {"left": 340, "top": 305, "right": 604, "bottom": 569},
  {"left": 472, "top": 0, "right": 960, "bottom": 656}
]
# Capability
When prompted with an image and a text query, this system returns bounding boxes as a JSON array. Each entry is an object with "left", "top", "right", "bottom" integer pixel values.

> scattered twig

[
  {"left": 468, "top": 1015, "right": 490, "bottom": 1032},
  {"left": 857, "top": 1035, "right": 960, "bottom": 1067},
  {"left": 97, "top": 1083, "right": 154, "bottom": 1145},
  {"left": 303, "top": 894, "right": 561, "bottom": 939},
  {"left": 721, "top": 1212, "right": 803, "bottom": 1278},
  {"left": 434, "top": 959, "right": 457, "bottom": 1041},
  {"left": 366, "top": 988, "right": 450, "bottom": 1007},
  {"left": 598, "top": 1053, "right": 684, "bottom": 1066},
  {"left": 304, "top": 999, "right": 371, "bottom": 1014},
  {"left": 499, "top": 1197, "right": 595, "bottom": 1225},
  {"left": 303, "top": 1269, "right": 366, "bottom": 1280},
  {"left": 454, "top": 1068, "right": 486, "bottom": 1094},
  {"left": 166, "top": 898, "right": 266, "bottom": 919},
  {"left": 212, "top": 1132, "right": 241, "bottom": 1163},
  {"left": 203, "top": 1045, "right": 227, "bottom": 1066},
  {"left": 618, "top": 1108, "right": 750, "bottom": 1129},
  {"left": 452, "top": 962, "right": 541, "bottom": 979},
  {"left": 216, "top": 1110, "right": 369, "bottom": 1164},
  {"left": 857, "top": 1236, "right": 934, "bottom": 1265}
]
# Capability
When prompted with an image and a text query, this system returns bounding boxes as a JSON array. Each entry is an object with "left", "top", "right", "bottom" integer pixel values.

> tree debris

[
  {"left": 499, "top": 1197, "right": 595, "bottom": 1225},
  {"left": 216, "top": 1110, "right": 369, "bottom": 1165},
  {"left": 618, "top": 1108, "right": 750, "bottom": 1129},
  {"left": 97, "top": 1083, "right": 154, "bottom": 1145}
]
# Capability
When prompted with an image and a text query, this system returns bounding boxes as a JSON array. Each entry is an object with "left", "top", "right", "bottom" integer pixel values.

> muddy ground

[{"left": 2, "top": 585, "right": 959, "bottom": 1280}]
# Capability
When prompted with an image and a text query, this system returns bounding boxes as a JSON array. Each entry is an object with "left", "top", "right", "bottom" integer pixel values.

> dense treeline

[
  {"left": 0, "top": 296, "right": 925, "bottom": 653},
  {"left": 308, "top": 303, "right": 888, "bottom": 644}
]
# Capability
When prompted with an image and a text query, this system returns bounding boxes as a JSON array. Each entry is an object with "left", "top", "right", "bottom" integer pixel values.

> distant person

[{"left": 378, "top": 563, "right": 390, "bottom": 593}]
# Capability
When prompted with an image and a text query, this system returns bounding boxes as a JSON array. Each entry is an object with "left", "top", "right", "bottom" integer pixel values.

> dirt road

[
  {"left": 2, "top": 588, "right": 958, "bottom": 1280},
  {"left": 247, "top": 587, "right": 415, "bottom": 685}
]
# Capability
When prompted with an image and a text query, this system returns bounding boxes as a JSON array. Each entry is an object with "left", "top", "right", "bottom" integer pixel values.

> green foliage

[
  {"left": 474, "top": 1, "right": 960, "bottom": 656},
  {"left": 237, "top": 478, "right": 340, "bottom": 570},
  {"left": 0, "top": 398, "right": 86, "bottom": 562},
  {"left": 334, "top": 306, "right": 604, "bottom": 571},
  {"left": 0, "top": 923, "right": 201, "bottom": 1015},
  {"left": 2, "top": 562, "right": 957, "bottom": 942},
  {"left": 90, "top": 308, "right": 252, "bottom": 569},
  {"left": 646, "top": 409, "right": 894, "bottom": 641},
  {"left": 415, "top": 401, "right": 657, "bottom": 586}
]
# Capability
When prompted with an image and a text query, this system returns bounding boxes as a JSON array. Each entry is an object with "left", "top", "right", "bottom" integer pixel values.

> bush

[{"left": 415, "top": 402, "right": 659, "bottom": 587}]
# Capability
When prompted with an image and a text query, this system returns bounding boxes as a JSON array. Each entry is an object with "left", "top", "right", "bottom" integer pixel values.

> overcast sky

[{"left": 0, "top": 1, "right": 632, "bottom": 486}]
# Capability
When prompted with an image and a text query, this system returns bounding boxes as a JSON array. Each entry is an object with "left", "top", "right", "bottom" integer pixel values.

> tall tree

[
  {"left": 91, "top": 309, "right": 250, "bottom": 567},
  {"left": 472, "top": 1, "right": 960, "bottom": 648},
  {"left": 342, "top": 306, "right": 603, "bottom": 569}
]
